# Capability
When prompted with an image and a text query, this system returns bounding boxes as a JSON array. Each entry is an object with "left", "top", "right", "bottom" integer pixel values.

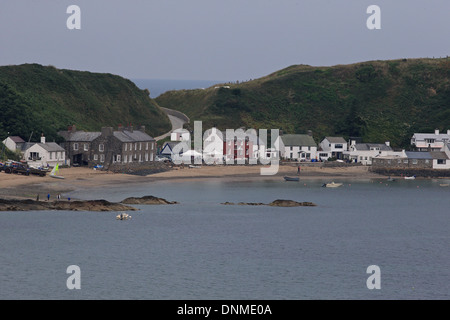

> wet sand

[{"left": 0, "top": 164, "right": 384, "bottom": 200}]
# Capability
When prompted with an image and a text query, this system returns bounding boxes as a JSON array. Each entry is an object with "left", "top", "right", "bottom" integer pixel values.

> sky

[{"left": 0, "top": 0, "right": 449, "bottom": 81}]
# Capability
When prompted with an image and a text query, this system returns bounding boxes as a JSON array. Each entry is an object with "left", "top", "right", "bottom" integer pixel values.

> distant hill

[
  {"left": 0, "top": 64, "right": 171, "bottom": 143},
  {"left": 155, "top": 58, "right": 450, "bottom": 148}
]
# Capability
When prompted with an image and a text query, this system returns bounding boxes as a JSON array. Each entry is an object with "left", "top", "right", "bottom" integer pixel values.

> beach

[{"left": 0, "top": 164, "right": 384, "bottom": 200}]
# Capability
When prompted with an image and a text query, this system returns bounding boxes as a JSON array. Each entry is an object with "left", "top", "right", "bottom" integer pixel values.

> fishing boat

[
  {"left": 404, "top": 175, "right": 416, "bottom": 180},
  {"left": 284, "top": 176, "right": 299, "bottom": 182},
  {"left": 322, "top": 182, "right": 343, "bottom": 188},
  {"left": 49, "top": 164, "right": 65, "bottom": 179}
]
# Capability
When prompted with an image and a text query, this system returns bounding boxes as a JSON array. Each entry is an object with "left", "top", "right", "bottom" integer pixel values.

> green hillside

[
  {"left": 0, "top": 64, "right": 171, "bottom": 142},
  {"left": 155, "top": 58, "right": 450, "bottom": 148}
]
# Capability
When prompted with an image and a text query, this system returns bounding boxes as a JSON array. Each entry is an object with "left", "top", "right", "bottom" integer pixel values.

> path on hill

[{"left": 154, "top": 108, "right": 189, "bottom": 141}]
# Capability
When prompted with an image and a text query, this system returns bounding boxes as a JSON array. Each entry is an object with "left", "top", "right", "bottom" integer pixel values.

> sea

[
  {"left": 0, "top": 177, "right": 449, "bottom": 300},
  {"left": 131, "top": 79, "right": 225, "bottom": 98}
]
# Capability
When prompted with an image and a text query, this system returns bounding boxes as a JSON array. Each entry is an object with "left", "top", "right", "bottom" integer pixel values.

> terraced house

[{"left": 58, "top": 125, "right": 156, "bottom": 167}]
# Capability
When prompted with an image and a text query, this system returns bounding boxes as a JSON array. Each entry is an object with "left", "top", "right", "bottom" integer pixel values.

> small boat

[
  {"left": 116, "top": 213, "right": 132, "bottom": 220},
  {"left": 284, "top": 176, "right": 299, "bottom": 182},
  {"left": 49, "top": 164, "right": 65, "bottom": 179},
  {"left": 440, "top": 183, "right": 449, "bottom": 187},
  {"left": 188, "top": 165, "right": 201, "bottom": 169},
  {"left": 322, "top": 182, "right": 343, "bottom": 188},
  {"left": 387, "top": 177, "right": 396, "bottom": 182},
  {"left": 404, "top": 175, "right": 416, "bottom": 180}
]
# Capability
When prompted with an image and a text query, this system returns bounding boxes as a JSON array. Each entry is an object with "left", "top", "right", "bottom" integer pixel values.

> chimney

[
  {"left": 101, "top": 127, "right": 113, "bottom": 137},
  {"left": 140, "top": 125, "right": 145, "bottom": 132},
  {"left": 435, "top": 129, "right": 440, "bottom": 135},
  {"left": 307, "top": 130, "right": 312, "bottom": 136},
  {"left": 118, "top": 124, "right": 124, "bottom": 132},
  {"left": 40, "top": 133, "right": 46, "bottom": 144}
]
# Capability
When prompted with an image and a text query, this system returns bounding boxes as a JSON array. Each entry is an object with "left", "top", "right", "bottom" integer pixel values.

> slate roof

[
  {"left": 405, "top": 151, "right": 432, "bottom": 160},
  {"left": 323, "top": 137, "right": 347, "bottom": 144},
  {"left": 24, "top": 142, "right": 65, "bottom": 152},
  {"left": 63, "top": 131, "right": 101, "bottom": 142},
  {"left": 353, "top": 143, "right": 392, "bottom": 151},
  {"left": 9, "top": 136, "right": 25, "bottom": 143},
  {"left": 280, "top": 134, "right": 317, "bottom": 147},
  {"left": 412, "top": 132, "right": 450, "bottom": 141},
  {"left": 113, "top": 130, "right": 154, "bottom": 142}
]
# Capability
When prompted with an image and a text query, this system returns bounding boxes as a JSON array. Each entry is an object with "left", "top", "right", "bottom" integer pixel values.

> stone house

[{"left": 58, "top": 125, "right": 156, "bottom": 167}]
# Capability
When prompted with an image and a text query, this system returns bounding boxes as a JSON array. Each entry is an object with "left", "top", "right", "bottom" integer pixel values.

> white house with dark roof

[
  {"left": 275, "top": 133, "right": 317, "bottom": 161},
  {"left": 24, "top": 135, "right": 66, "bottom": 168},
  {"left": 344, "top": 141, "right": 394, "bottom": 165},
  {"left": 2, "top": 136, "right": 26, "bottom": 153},
  {"left": 319, "top": 137, "right": 347, "bottom": 160},
  {"left": 411, "top": 129, "right": 450, "bottom": 151}
]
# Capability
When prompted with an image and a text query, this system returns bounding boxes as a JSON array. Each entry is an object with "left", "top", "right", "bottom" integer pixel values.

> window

[
  {"left": 412, "top": 159, "right": 418, "bottom": 165},
  {"left": 117, "top": 155, "right": 121, "bottom": 162},
  {"left": 403, "top": 160, "right": 408, "bottom": 164},
  {"left": 145, "top": 153, "right": 149, "bottom": 161},
  {"left": 56, "top": 152, "right": 60, "bottom": 160},
  {"left": 146, "top": 143, "right": 148, "bottom": 150},
  {"left": 139, "top": 143, "right": 142, "bottom": 150},
  {"left": 135, "top": 143, "right": 137, "bottom": 151},
  {"left": 49, "top": 152, "right": 53, "bottom": 160},
  {"left": 73, "top": 143, "right": 78, "bottom": 151},
  {"left": 437, "top": 159, "right": 446, "bottom": 165},
  {"left": 425, "top": 139, "right": 435, "bottom": 144},
  {"left": 151, "top": 143, "right": 154, "bottom": 150},
  {"left": 100, "top": 154, "right": 105, "bottom": 163},
  {"left": 150, "top": 153, "right": 153, "bottom": 161},
  {"left": 94, "top": 154, "right": 98, "bottom": 161},
  {"left": 124, "top": 155, "right": 127, "bottom": 163},
  {"left": 125, "top": 144, "right": 127, "bottom": 151},
  {"left": 99, "top": 144, "right": 104, "bottom": 152},
  {"left": 425, "top": 159, "right": 430, "bottom": 164},
  {"left": 84, "top": 144, "right": 89, "bottom": 151},
  {"left": 335, "top": 144, "right": 343, "bottom": 149}
]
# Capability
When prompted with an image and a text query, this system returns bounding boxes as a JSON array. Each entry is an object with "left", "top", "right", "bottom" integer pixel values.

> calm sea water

[
  {"left": 131, "top": 79, "right": 224, "bottom": 98},
  {"left": 1, "top": 178, "right": 449, "bottom": 300}
]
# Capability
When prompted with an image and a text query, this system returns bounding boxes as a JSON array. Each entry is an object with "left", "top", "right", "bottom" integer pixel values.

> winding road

[{"left": 155, "top": 108, "right": 189, "bottom": 141}]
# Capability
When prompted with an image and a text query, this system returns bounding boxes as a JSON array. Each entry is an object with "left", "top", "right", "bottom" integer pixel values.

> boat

[
  {"left": 188, "top": 165, "right": 202, "bottom": 169},
  {"left": 49, "top": 164, "right": 65, "bottom": 179},
  {"left": 284, "top": 176, "right": 299, "bottom": 182},
  {"left": 116, "top": 213, "right": 132, "bottom": 220},
  {"left": 387, "top": 177, "right": 396, "bottom": 182},
  {"left": 322, "top": 182, "right": 343, "bottom": 188},
  {"left": 404, "top": 175, "right": 416, "bottom": 180},
  {"left": 439, "top": 183, "right": 449, "bottom": 187}
]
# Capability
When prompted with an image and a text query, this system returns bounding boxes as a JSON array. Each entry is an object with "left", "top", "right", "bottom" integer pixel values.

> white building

[
  {"left": 170, "top": 128, "right": 191, "bottom": 142},
  {"left": 24, "top": 136, "right": 66, "bottom": 168},
  {"left": 344, "top": 141, "right": 395, "bottom": 165},
  {"left": 2, "top": 136, "right": 26, "bottom": 153},
  {"left": 411, "top": 129, "right": 450, "bottom": 151},
  {"left": 319, "top": 137, "right": 347, "bottom": 160},
  {"left": 275, "top": 134, "right": 317, "bottom": 161}
]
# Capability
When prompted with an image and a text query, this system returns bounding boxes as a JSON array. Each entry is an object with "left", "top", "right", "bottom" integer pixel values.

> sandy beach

[{"left": 0, "top": 164, "right": 383, "bottom": 200}]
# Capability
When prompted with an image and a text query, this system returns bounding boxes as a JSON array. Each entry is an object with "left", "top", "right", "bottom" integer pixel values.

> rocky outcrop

[
  {"left": 121, "top": 195, "right": 178, "bottom": 205},
  {"left": 0, "top": 199, "right": 137, "bottom": 212},
  {"left": 221, "top": 199, "right": 317, "bottom": 207}
]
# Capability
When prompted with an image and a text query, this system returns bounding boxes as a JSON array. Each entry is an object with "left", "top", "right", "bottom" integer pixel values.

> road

[{"left": 154, "top": 111, "right": 187, "bottom": 141}]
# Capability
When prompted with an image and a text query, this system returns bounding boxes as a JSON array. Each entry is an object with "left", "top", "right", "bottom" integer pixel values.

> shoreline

[{"left": 0, "top": 164, "right": 440, "bottom": 200}]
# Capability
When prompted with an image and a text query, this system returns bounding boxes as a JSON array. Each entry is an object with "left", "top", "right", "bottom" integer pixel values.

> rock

[
  {"left": 121, "top": 195, "right": 178, "bottom": 205},
  {"left": 268, "top": 199, "right": 317, "bottom": 207},
  {"left": 221, "top": 199, "right": 317, "bottom": 207},
  {"left": 0, "top": 199, "right": 137, "bottom": 212}
]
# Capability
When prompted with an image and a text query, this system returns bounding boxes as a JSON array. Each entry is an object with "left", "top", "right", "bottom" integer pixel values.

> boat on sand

[{"left": 322, "top": 182, "right": 343, "bottom": 188}]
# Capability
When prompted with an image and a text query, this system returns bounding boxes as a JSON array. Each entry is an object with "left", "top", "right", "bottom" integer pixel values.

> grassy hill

[
  {"left": 0, "top": 64, "right": 171, "bottom": 143},
  {"left": 155, "top": 58, "right": 450, "bottom": 148}
]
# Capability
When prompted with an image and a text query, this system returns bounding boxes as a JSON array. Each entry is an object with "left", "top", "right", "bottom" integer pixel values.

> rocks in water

[
  {"left": 121, "top": 195, "right": 178, "bottom": 205},
  {"left": 220, "top": 199, "right": 317, "bottom": 207},
  {"left": 268, "top": 199, "right": 317, "bottom": 207},
  {"left": 0, "top": 199, "right": 137, "bottom": 212}
]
